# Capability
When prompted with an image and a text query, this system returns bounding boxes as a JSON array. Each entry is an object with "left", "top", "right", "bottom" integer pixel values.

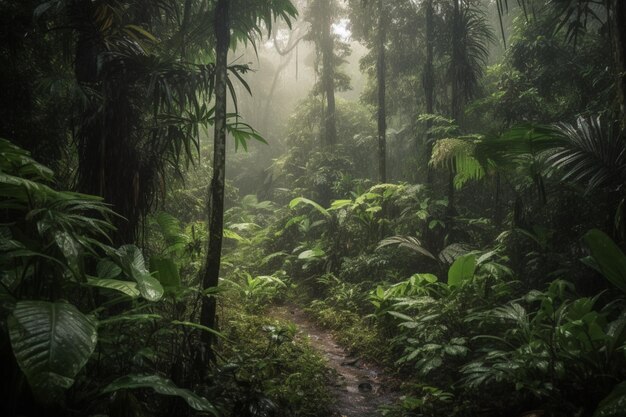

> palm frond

[
  {"left": 377, "top": 236, "right": 436, "bottom": 260},
  {"left": 547, "top": 116, "right": 626, "bottom": 193}
]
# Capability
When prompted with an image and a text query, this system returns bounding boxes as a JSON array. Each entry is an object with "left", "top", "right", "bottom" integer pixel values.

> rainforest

[{"left": 1, "top": 0, "right": 626, "bottom": 416}]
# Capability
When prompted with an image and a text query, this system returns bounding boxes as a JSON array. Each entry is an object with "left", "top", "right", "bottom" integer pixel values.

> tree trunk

[
  {"left": 424, "top": 0, "right": 435, "bottom": 184},
  {"left": 377, "top": 0, "right": 386, "bottom": 183},
  {"left": 199, "top": 0, "right": 230, "bottom": 359},
  {"left": 614, "top": 0, "right": 626, "bottom": 129},
  {"left": 447, "top": 0, "right": 462, "bottom": 221},
  {"left": 450, "top": 0, "right": 462, "bottom": 125},
  {"left": 321, "top": 0, "right": 337, "bottom": 146}
]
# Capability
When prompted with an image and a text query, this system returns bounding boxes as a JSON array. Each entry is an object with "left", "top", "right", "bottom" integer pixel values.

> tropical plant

[{"left": 0, "top": 139, "right": 215, "bottom": 415}]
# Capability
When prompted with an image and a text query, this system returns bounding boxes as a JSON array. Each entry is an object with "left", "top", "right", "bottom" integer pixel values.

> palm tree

[
  {"left": 447, "top": 0, "right": 495, "bottom": 126},
  {"left": 430, "top": 116, "right": 626, "bottom": 234},
  {"left": 444, "top": 0, "right": 494, "bottom": 220}
]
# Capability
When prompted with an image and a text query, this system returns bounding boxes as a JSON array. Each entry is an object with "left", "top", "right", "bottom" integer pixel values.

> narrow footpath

[{"left": 270, "top": 306, "right": 400, "bottom": 417}]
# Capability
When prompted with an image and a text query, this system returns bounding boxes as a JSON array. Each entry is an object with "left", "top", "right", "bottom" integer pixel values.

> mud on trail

[{"left": 270, "top": 306, "right": 400, "bottom": 417}]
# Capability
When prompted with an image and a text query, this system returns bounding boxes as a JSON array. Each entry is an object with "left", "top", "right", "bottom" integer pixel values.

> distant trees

[
  {"left": 347, "top": 0, "right": 388, "bottom": 182},
  {"left": 495, "top": 0, "right": 626, "bottom": 128},
  {"left": 305, "top": 0, "right": 351, "bottom": 147}
]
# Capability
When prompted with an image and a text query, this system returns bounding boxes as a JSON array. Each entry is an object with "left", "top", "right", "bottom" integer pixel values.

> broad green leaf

[
  {"left": 8, "top": 301, "right": 97, "bottom": 404},
  {"left": 387, "top": 311, "right": 414, "bottom": 322},
  {"left": 117, "top": 244, "right": 147, "bottom": 273},
  {"left": 87, "top": 277, "right": 140, "bottom": 298},
  {"left": 412, "top": 273, "right": 438, "bottom": 284},
  {"left": 53, "top": 232, "right": 80, "bottom": 275},
  {"left": 583, "top": 229, "right": 626, "bottom": 293},
  {"left": 133, "top": 270, "right": 164, "bottom": 302},
  {"left": 116, "top": 245, "right": 164, "bottom": 301},
  {"left": 155, "top": 212, "right": 187, "bottom": 254},
  {"left": 289, "top": 197, "right": 330, "bottom": 218},
  {"left": 150, "top": 257, "right": 181, "bottom": 288},
  {"left": 103, "top": 374, "right": 218, "bottom": 415},
  {"left": 97, "top": 259, "right": 122, "bottom": 279},
  {"left": 448, "top": 254, "right": 477, "bottom": 287},
  {"left": 223, "top": 228, "right": 250, "bottom": 244},
  {"left": 298, "top": 248, "right": 325, "bottom": 260},
  {"left": 594, "top": 381, "right": 626, "bottom": 417},
  {"left": 98, "top": 314, "right": 162, "bottom": 326},
  {"left": 329, "top": 199, "right": 353, "bottom": 210}
]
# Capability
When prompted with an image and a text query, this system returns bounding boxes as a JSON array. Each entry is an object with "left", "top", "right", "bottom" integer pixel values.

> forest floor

[{"left": 270, "top": 305, "right": 400, "bottom": 417}]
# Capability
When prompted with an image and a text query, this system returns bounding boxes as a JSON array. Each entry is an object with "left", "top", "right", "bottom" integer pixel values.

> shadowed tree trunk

[
  {"left": 424, "top": 0, "right": 435, "bottom": 184},
  {"left": 321, "top": 0, "right": 337, "bottom": 146},
  {"left": 72, "top": 0, "right": 142, "bottom": 245},
  {"left": 447, "top": 0, "right": 462, "bottom": 217},
  {"left": 199, "top": 0, "right": 230, "bottom": 359},
  {"left": 615, "top": 0, "right": 626, "bottom": 128},
  {"left": 377, "top": 0, "right": 387, "bottom": 183}
]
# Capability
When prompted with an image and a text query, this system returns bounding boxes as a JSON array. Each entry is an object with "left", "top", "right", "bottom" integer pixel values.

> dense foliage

[{"left": 2, "top": 0, "right": 626, "bottom": 417}]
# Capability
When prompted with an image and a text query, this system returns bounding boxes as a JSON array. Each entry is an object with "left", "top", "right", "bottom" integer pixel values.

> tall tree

[
  {"left": 198, "top": 0, "right": 297, "bottom": 358},
  {"left": 348, "top": 0, "right": 393, "bottom": 181},
  {"left": 199, "top": 0, "right": 230, "bottom": 355},
  {"left": 613, "top": 0, "right": 626, "bottom": 128},
  {"left": 424, "top": 0, "right": 435, "bottom": 184},
  {"left": 320, "top": 0, "right": 337, "bottom": 146},
  {"left": 306, "top": 0, "right": 348, "bottom": 146},
  {"left": 376, "top": 0, "right": 387, "bottom": 182},
  {"left": 445, "top": 0, "right": 493, "bottom": 217}
]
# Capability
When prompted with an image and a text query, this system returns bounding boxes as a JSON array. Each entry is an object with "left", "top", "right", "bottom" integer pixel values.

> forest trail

[{"left": 270, "top": 306, "right": 400, "bottom": 417}]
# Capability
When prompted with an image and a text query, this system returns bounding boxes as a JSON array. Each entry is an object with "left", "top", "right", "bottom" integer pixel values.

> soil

[{"left": 270, "top": 305, "right": 400, "bottom": 417}]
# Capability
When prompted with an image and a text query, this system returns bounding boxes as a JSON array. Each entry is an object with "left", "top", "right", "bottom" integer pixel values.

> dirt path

[{"left": 270, "top": 306, "right": 400, "bottom": 417}]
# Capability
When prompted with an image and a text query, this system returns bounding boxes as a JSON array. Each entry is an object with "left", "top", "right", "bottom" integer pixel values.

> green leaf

[
  {"left": 448, "top": 254, "right": 477, "bottom": 287},
  {"left": 133, "top": 270, "right": 164, "bottom": 302},
  {"left": 298, "top": 248, "right": 325, "bottom": 260},
  {"left": 387, "top": 311, "right": 414, "bottom": 322},
  {"left": 8, "top": 301, "right": 97, "bottom": 404},
  {"left": 124, "top": 24, "right": 157, "bottom": 42},
  {"left": 289, "top": 197, "right": 330, "bottom": 218},
  {"left": 329, "top": 199, "right": 353, "bottom": 210},
  {"left": 583, "top": 229, "right": 626, "bottom": 293},
  {"left": 87, "top": 277, "right": 140, "bottom": 298},
  {"left": 117, "top": 244, "right": 147, "bottom": 273},
  {"left": 223, "top": 228, "right": 251, "bottom": 244},
  {"left": 149, "top": 257, "right": 181, "bottom": 288},
  {"left": 97, "top": 259, "right": 122, "bottom": 279},
  {"left": 98, "top": 314, "right": 162, "bottom": 326},
  {"left": 53, "top": 232, "right": 80, "bottom": 275},
  {"left": 377, "top": 236, "right": 436, "bottom": 260},
  {"left": 594, "top": 381, "right": 626, "bottom": 417},
  {"left": 171, "top": 320, "right": 224, "bottom": 339},
  {"left": 103, "top": 374, "right": 218, "bottom": 415},
  {"left": 155, "top": 212, "right": 187, "bottom": 254},
  {"left": 116, "top": 245, "right": 164, "bottom": 301}
]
